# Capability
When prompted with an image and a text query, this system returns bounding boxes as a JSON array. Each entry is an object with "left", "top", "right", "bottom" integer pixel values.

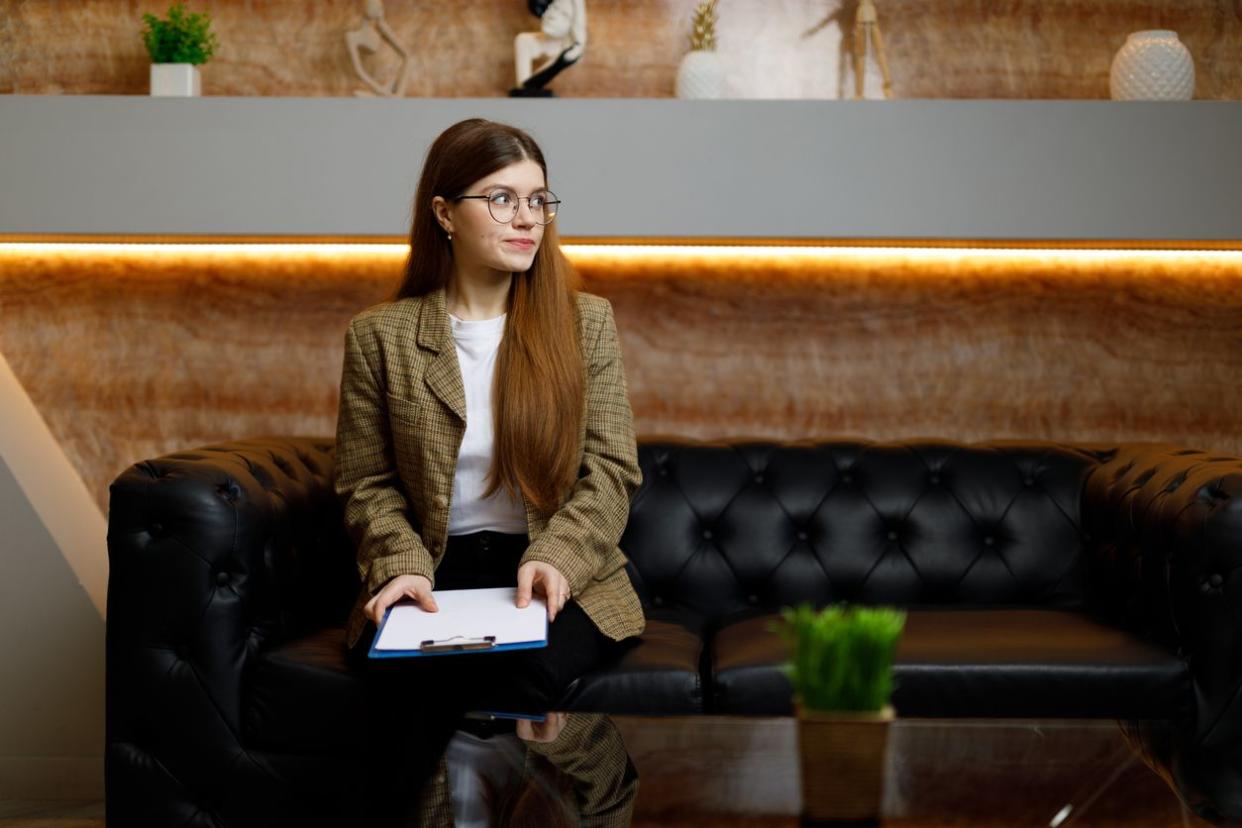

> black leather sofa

[{"left": 105, "top": 436, "right": 1242, "bottom": 825}]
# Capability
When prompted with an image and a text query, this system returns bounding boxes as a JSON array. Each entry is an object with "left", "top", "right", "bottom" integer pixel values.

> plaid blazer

[{"left": 333, "top": 284, "right": 646, "bottom": 652}]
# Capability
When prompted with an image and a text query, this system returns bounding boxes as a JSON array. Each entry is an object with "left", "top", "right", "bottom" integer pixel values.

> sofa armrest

[
  {"left": 1080, "top": 441, "right": 1242, "bottom": 748},
  {"left": 105, "top": 435, "right": 349, "bottom": 823}
]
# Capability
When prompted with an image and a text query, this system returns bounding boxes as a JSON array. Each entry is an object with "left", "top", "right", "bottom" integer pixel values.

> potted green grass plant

[
  {"left": 141, "top": 2, "right": 219, "bottom": 97},
  {"left": 770, "top": 603, "right": 906, "bottom": 825}
]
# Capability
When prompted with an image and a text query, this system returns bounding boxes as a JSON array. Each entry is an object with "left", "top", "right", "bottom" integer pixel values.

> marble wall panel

[
  {"left": 2, "top": 1, "right": 1239, "bottom": 99},
  {"left": 2, "top": 244, "right": 1240, "bottom": 515}
]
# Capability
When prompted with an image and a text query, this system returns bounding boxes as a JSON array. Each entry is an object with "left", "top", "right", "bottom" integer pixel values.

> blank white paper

[{"left": 374, "top": 586, "right": 548, "bottom": 651}]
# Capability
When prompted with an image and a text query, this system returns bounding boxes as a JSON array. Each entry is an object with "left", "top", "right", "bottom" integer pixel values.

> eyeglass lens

[{"left": 486, "top": 189, "right": 558, "bottom": 224}]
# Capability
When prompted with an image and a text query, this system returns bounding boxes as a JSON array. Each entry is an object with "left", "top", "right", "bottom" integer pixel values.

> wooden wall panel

[
  {"left": 2, "top": 246, "right": 1240, "bottom": 515},
  {"left": 2, "top": 1, "right": 1239, "bottom": 99}
]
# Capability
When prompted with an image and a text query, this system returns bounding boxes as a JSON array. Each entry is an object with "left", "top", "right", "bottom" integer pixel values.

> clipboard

[{"left": 368, "top": 586, "right": 549, "bottom": 659}]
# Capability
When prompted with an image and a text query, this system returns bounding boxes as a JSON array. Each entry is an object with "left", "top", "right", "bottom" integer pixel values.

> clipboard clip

[{"left": 419, "top": 635, "right": 497, "bottom": 653}]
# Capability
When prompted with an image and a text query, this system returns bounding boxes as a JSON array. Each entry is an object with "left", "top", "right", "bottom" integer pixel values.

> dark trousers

[{"left": 346, "top": 530, "right": 626, "bottom": 824}]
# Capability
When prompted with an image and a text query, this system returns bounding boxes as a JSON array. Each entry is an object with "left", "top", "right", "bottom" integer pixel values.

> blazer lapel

[{"left": 417, "top": 285, "right": 467, "bottom": 423}]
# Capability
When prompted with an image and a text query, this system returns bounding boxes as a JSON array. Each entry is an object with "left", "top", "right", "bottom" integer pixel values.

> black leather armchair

[{"left": 105, "top": 436, "right": 1242, "bottom": 825}]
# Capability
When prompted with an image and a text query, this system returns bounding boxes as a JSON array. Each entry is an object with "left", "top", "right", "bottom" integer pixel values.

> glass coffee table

[{"left": 412, "top": 711, "right": 1227, "bottom": 827}]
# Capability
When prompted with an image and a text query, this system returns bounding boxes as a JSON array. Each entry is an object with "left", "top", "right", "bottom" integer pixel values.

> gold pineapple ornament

[
  {"left": 676, "top": 0, "right": 727, "bottom": 98},
  {"left": 687, "top": 0, "right": 718, "bottom": 51}
]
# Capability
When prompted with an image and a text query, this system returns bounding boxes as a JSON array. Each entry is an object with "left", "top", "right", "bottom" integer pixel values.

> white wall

[
  {"left": 0, "top": 454, "right": 105, "bottom": 799},
  {"left": 0, "top": 349, "right": 108, "bottom": 799}
]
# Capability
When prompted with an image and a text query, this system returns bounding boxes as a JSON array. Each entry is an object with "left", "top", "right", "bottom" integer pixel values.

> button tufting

[
  {"left": 659, "top": 468, "right": 669, "bottom": 477},
  {"left": 747, "top": 594, "right": 759, "bottom": 605},
  {"left": 150, "top": 522, "right": 163, "bottom": 535},
  {"left": 984, "top": 535, "right": 995, "bottom": 546},
  {"left": 754, "top": 474, "right": 764, "bottom": 484},
  {"left": 842, "top": 473, "right": 853, "bottom": 483},
  {"left": 702, "top": 529, "right": 713, "bottom": 540},
  {"left": 1023, "top": 476, "right": 1035, "bottom": 486},
  {"left": 797, "top": 531, "right": 808, "bottom": 541},
  {"left": 652, "top": 595, "right": 665, "bottom": 607},
  {"left": 1209, "top": 573, "right": 1224, "bottom": 588},
  {"left": 215, "top": 571, "right": 228, "bottom": 585},
  {"left": 887, "top": 530, "right": 898, "bottom": 541},
  {"left": 929, "top": 474, "right": 940, "bottom": 484}
]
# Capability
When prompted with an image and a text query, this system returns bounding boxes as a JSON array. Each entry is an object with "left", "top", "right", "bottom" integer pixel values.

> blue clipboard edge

[
  {"left": 367, "top": 599, "right": 549, "bottom": 659},
  {"left": 468, "top": 710, "right": 548, "bottom": 722}
]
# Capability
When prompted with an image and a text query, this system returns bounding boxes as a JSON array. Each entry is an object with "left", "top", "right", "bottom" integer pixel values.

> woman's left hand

[
  {"left": 517, "top": 711, "right": 567, "bottom": 743},
  {"left": 516, "top": 560, "right": 570, "bottom": 622}
]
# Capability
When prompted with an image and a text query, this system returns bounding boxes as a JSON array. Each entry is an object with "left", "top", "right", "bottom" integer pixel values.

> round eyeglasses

[{"left": 451, "top": 187, "right": 560, "bottom": 225}]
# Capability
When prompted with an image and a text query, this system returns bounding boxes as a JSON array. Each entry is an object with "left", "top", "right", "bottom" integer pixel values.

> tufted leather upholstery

[{"left": 105, "top": 436, "right": 1242, "bottom": 826}]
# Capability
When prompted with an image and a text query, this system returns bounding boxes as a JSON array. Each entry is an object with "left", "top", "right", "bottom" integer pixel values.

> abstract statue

[
  {"left": 510, "top": 0, "right": 587, "bottom": 97},
  {"left": 345, "top": 0, "right": 412, "bottom": 97}
]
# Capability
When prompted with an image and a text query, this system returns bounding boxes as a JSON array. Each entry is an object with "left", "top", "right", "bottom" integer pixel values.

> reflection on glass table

[{"left": 400, "top": 711, "right": 1240, "bottom": 828}]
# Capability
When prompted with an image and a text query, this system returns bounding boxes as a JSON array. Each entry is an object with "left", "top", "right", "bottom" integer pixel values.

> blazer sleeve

[
  {"left": 332, "top": 318, "right": 437, "bottom": 595},
  {"left": 519, "top": 299, "right": 643, "bottom": 597}
]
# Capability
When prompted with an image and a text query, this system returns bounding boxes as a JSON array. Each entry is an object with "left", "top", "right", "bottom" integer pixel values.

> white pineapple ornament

[{"left": 675, "top": 0, "right": 726, "bottom": 99}]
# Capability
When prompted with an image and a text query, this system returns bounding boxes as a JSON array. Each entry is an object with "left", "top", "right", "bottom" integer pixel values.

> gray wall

[{"left": 2, "top": 96, "right": 1241, "bottom": 240}]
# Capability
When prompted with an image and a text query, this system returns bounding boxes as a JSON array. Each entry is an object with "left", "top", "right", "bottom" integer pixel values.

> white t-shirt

[
  {"left": 445, "top": 731, "right": 526, "bottom": 826},
  {"left": 446, "top": 311, "right": 528, "bottom": 536}
]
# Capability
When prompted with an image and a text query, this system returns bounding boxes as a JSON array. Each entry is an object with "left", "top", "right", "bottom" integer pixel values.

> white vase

[
  {"left": 1109, "top": 30, "right": 1194, "bottom": 100},
  {"left": 150, "top": 63, "right": 202, "bottom": 97},
  {"left": 675, "top": 50, "right": 726, "bottom": 99}
]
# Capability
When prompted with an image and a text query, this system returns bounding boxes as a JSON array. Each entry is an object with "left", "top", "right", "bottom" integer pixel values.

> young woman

[{"left": 332, "top": 117, "right": 646, "bottom": 821}]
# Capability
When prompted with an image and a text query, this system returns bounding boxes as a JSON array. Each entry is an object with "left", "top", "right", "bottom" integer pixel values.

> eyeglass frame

[{"left": 450, "top": 187, "right": 561, "bottom": 225}]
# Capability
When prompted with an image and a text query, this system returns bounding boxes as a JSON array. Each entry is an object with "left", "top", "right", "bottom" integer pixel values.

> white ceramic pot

[
  {"left": 150, "top": 63, "right": 202, "bottom": 97},
  {"left": 675, "top": 50, "right": 726, "bottom": 99},
  {"left": 1109, "top": 30, "right": 1195, "bottom": 100}
]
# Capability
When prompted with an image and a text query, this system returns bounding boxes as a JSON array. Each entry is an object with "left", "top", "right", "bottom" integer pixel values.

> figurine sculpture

[
  {"left": 345, "top": 0, "right": 412, "bottom": 97},
  {"left": 852, "top": 0, "right": 892, "bottom": 99},
  {"left": 510, "top": 0, "right": 587, "bottom": 97}
]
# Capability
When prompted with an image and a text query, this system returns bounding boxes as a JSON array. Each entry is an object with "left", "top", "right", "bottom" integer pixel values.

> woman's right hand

[{"left": 365, "top": 573, "right": 438, "bottom": 626}]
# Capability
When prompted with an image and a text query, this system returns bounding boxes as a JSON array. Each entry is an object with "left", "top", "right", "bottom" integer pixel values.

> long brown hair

[{"left": 387, "top": 118, "right": 585, "bottom": 516}]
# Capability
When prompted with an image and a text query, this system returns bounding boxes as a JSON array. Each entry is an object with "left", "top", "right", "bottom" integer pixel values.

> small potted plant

[
  {"left": 141, "top": 2, "right": 219, "bottom": 97},
  {"left": 770, "top": 603, "right": 906, "bottom": 825}
]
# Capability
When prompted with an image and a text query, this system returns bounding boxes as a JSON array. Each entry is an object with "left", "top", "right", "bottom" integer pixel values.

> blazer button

[{"left": 434, "top": 494, "right": 448, "bottom": 508}]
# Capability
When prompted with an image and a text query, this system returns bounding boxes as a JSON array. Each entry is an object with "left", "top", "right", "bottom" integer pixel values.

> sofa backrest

[
  {"left": 621, "top": 439, "right": 1103, "bottom": 624},
  {"left": 120, "top": 436, "right": 1105, "bottom": 641}
]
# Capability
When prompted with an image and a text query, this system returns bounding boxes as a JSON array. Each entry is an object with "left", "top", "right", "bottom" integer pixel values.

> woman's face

[{"left": 438, "top": 159, "right": 548, "bottom": 276}]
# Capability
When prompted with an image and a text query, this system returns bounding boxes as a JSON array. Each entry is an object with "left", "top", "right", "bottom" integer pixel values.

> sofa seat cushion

[
  {"left": 246, "top": 610, "right": 708, "bottom": 753},
  {"left": 245, "top": 626, "right": 369, "bottom": 753},
  {"left": 560, "top": 610, "right": 707, "bottom": 714},
  {"left": 709, "top": 609, "right": 1191, "bottom": 718}
]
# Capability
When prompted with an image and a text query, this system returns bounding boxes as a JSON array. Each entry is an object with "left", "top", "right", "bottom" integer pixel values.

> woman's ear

[{"left": 430, "top": 196, "right": 451, "bottom": 233}]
